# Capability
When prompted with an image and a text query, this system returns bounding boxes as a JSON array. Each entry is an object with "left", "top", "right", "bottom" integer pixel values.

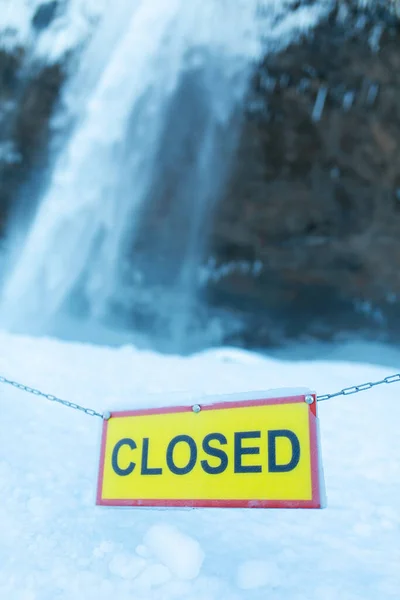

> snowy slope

[{"left": 0, "top": 330, "right": 399, "bottom": 599}]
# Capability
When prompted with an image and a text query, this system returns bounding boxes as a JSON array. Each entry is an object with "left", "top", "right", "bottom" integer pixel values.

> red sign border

[{"left": 96, "top": 394, "right": 321, "bottom": 509}]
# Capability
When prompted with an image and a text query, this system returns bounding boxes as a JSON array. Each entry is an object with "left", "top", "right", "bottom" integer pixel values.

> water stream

[{"left": 0, "top": 0, "right": 329, "bottom": 349}]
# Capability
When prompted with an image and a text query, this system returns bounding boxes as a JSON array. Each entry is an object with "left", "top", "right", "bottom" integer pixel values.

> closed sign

[{"left": 96, "top": 392, "right": 324, "bottom": 508}]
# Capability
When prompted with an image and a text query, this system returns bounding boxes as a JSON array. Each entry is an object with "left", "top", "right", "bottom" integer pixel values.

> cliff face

[
  {"left": 0, "top": 48, "right": 63, "bottom": 234},
  {"left": 206, "top": 4, "right": 400, "bottom": 346},
  {"left": 1, "top": 2, "right": 400, "bottom": 348}
]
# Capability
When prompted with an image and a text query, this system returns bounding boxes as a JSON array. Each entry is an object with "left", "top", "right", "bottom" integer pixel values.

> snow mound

[{"left": 143, "top": 523, "right": 205, "bottom": 580}]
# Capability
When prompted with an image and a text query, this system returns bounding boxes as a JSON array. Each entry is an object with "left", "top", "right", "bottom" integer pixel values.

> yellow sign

[{"left": 97, "top": 393, "right": 324, "bottom": 508}]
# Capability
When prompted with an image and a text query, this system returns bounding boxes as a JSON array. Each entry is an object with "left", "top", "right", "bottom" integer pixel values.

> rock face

[
  {"left": 1, "top": 2, "right": 400, "bottom": 350},
  {"left": 0, "top": 49, "right": 63, "bottom": 236},
  {"left": 206, "top": 4, "right": 400, "bottom": 346}
]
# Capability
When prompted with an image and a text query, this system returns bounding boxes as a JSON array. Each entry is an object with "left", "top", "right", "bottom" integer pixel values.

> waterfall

[{"left": 0, "top": 0, "right": 329, "bottom": 348}]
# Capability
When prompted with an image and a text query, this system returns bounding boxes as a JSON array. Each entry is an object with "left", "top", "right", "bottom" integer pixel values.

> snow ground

[{"left": 0, "top": 329, "right": 399, "bottom": 599}]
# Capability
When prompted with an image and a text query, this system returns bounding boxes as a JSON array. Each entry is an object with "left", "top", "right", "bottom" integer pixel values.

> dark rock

[
  {"left": 32, "top": 2, "right": 59, "bottom": 32},
  {"left": 0, "top": 49, "right": 64, "bottom": 235},
  {"left": 206, "top": 4, "right": 400, "bottom": 347}
]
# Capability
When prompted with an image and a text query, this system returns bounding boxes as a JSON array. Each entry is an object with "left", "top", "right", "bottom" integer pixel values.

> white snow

[
  {"left": 143, "top": 524, "right": 205, "bottom": 580},
  {"left": 236, "top": 559, "right": 281, "bottom": 590},
  {"left": 0, "top": 0, "right": 106, "bottom": 59},
  {"left": 0, "top": 0, "right": 332, "bottom": 61},
  {"left": 0, "top": 329, "right": 399, "bottom": 599}
]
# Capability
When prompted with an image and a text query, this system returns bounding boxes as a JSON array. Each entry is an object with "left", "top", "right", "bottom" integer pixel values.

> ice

[
  {"left": 143, "top": 524, "right": 205, "bottom": 580},
  {"left": 0, "top": 0, "right": 106, "bottom": 58},
  {"left": 0, "top": 1, "right": 333, "bottom": 59}
]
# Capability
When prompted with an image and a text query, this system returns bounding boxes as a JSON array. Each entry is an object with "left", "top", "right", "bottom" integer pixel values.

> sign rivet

[
  {"left": 192, "top": 404, "right": 201, "bottom": 413},
  {"left": 103, "top": 411, "right": 111, "bottom": 421},
  {"left": 305, "top": 395, "right": 314, "bottom": 405}
]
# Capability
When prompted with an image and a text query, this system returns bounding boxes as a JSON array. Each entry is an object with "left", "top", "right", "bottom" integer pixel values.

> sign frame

[{"left": 96, "top": 391, "right": 324, "bottom": 509}]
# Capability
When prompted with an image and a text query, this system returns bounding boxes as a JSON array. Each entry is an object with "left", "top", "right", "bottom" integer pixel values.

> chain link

[
  {"left": 2, "top": 370, "right": 400, "bottom": 416},
  {"left": 317, "top": 373, "right": 400, "bottom": 401},
  {"left": 0, "top": 374, "right": 104, "bottom": 419}
]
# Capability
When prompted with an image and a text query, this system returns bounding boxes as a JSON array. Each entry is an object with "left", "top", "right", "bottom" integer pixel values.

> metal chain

[
  {"left": 317, "top": 373, "right": 400, "bottom": 401},
  {"left": 0, "top": 374, "right": 104, "bottom": 419},
  {"left": 2, "top": 371, "right": 400, "bottom": 416}
]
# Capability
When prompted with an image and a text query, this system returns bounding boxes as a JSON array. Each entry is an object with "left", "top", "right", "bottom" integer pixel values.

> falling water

[{"left": 0, "top": 0, "right": 328, "bottom": 348}]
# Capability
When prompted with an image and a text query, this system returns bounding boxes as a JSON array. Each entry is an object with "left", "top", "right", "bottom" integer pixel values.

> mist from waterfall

[{"left": 0, "top": 0, "right": 329, "bottom": 350}]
